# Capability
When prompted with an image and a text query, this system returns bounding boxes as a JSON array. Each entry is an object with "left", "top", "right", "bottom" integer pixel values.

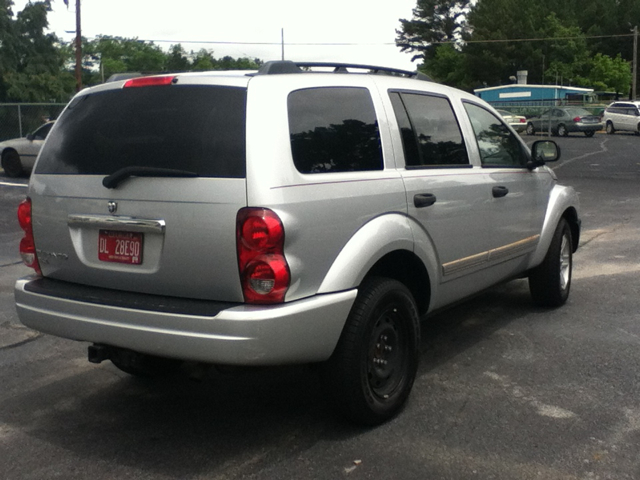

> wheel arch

[
  {"left": 1, "top": 147, "right": 18, "bottom": 159},
  {"left": 364, "top": 250, "right": 431, "bottom": 316},
  {"left": 562, "top": 206, "right": 580, "bottom": 252},
  {"left": 317, "top": 213, "right": 435, "bottom": 316},
  {"left": 529, "top": 185, "right": 581, "bottom": 267}
]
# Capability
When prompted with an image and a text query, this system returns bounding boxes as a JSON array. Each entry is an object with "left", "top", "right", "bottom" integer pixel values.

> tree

[
  {"left": 1, "top": 0, "right": 74, "bottom": 102},
  {"left": 587, "top": 53, "right": 632, "bottom": 95},
  {"left": 397, "top": 0, "right": 639, "bottom": 94},
  {"left": 0, "top": 0, "right": 18, "bottom": 99},
  {"left": 420, "top": 42, "right": 471, "bottom": 88},
  {"left": 191, "top": 49, "right": 215, "bottom": 71},
  {"left": 396, "top": 0, "right": 472, "bottom": 63},
  {"left": 165, "top": 44, "right": 190, "bottom": 72}
]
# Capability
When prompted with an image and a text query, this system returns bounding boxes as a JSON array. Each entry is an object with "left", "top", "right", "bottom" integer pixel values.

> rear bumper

[
  {"left": 569, "top": 123, "right": 603, "bottom": 132},
  {"left": 14, "top": 277, "right": 356, "bottom": 365}
]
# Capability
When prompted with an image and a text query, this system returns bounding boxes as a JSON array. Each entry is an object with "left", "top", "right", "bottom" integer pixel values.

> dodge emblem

[{"left": 107, "top": 201, "right": 117, "bottom": 214}]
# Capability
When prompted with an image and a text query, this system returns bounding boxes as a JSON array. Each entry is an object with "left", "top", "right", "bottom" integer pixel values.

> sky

[{"left": 11, "top": 0, "right": 421, "bottom": 72}]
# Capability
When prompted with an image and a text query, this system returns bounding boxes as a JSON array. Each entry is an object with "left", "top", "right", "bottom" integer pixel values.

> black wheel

[
  {"left": 322, "top": 277, "right": 420, "bottom": 425},
  {"left": 584, "top": 131, "right": 595, "bottom": 137},
  {"left": 526, "top": 123, "right": 535, "bottom": 135},
  {"left": 109, "top": 347, "right": 181, "bottom": 378},
  {"left": 1, "top": 150, "right": 24, "bottom": 178},
  {"left": 606, "top": 122, "right": 615, "bottom": 134},
  {"left": 557, "top": 124, "right": 568, "bottom": 137},
  {"left": 529, "top": 219, "right": 573, "bottom": 308}
]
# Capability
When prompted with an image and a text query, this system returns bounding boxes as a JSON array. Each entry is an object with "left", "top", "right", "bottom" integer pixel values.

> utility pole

[
  {"left": 75, "top": 0, "right": 82, "bottom": 92},
  {"left": 633, "top": 26, "right": 638, "bottom": 100}
]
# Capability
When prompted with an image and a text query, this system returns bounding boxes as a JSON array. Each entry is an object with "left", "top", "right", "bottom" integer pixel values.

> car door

[
  {"left": 624, "top": 106, "right": 639, "bottom": 131},
  {"left": 22, "top": 122, "right": 53, "bottom": 170},
  {"left": 389, "top": 92, "right": 491, "bottom": 278},
  {"left": 617, "top": 103, "right": 633, "bottom": 131},
  {"left": 461, "top": 101, "right": 550, "bottom": 266}
]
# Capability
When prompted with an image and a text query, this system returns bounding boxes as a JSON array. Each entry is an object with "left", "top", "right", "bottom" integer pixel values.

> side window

[
  {"left": 33, "top": 122, "right": 53, "bottom": 140},
  {"left": 463, "top": 102, "right": 528, "bottom": 167},
  {"left": 288, "top": 87, "right": 383, "bottom": 174},
  {"left": 389, "top": 91, "right": 468, "bottom": 167}
]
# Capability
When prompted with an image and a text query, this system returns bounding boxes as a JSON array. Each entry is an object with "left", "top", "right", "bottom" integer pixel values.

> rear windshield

[{"left": 36, "top": 85, "right": 247, "bottom": 178}]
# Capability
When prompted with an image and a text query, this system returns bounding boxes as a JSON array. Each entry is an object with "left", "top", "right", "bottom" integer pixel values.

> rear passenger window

[
  {"left": 288, "top": 87, "right": 383, "bottom": 173},
  {"left": 389, "top": 92, "right": 468, "bottom": 167}
]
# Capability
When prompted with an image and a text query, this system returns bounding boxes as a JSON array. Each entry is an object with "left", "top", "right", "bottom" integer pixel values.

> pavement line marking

[
  {"left": 0, "top": 181, "right": 28, "bottom": 188},
  {"left": 552, "top": 137, "right": 609, "bottom": 171}
]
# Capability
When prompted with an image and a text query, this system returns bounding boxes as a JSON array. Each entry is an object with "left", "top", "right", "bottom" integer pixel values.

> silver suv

[
  {"left": 603, "top": 101, "right": 640, "bottom": 135},
  {"left": 14, "top": 61, "right": 580, "bottom": 425}
]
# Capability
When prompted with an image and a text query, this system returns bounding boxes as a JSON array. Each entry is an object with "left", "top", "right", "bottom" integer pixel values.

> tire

[
  {"left": 526, "top": 123, "right": 535, "bottom": 135},
  {"left": 606, "top": 122, "right": 615, "bottom": 135},
  {"left": 322, "top": 277, "right": 420, "bottom": 425},
  {"left": 109, "top": 348, "right": 181, "bottom": 378},
  {"left": 557, "top": 124, "right": 568, "bottom": 137},
  {"left": 529, "top": 219, "right": 573, "bottom": 308},
  {"left": 584, "top": 131, "right": 595, "bottom": 137},
  {"left": 1, "top": 150, "right": 24, "bottom": 178}
]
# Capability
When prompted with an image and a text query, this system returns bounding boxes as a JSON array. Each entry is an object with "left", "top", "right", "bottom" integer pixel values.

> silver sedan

[{"left": 526, "top": 107, "right": 602, "bottom": 137}]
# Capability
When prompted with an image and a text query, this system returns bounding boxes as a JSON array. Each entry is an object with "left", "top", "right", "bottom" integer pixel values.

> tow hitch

[{"left": 88, "top": 344, "right": 111, "bottom": 363}]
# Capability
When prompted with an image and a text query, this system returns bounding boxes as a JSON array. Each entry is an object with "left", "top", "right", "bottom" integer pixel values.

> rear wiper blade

[{"left": 102, "top": 166, "right": 198, "bottom": 189}]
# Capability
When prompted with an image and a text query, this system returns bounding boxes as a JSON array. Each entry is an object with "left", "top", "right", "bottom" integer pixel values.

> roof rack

[{"left": 255, "top": 60, "right": 432, "bottom": 81}]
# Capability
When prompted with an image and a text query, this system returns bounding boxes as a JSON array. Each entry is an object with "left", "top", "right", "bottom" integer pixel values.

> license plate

[{"left": 98, "top": 230, "right": 143, "bottom": 265}]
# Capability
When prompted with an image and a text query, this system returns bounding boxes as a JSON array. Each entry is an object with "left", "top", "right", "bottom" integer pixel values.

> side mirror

[
  {"left": 26, "top": 133, "right": 34, "bottom": 141},
  {"left": 528, "top": 140, "right": 560, "bottom": 170}
]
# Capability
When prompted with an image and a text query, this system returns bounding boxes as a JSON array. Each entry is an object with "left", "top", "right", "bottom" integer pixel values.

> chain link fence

[{"left": 0, "top": 103, "right": 67, "bottom": 142}]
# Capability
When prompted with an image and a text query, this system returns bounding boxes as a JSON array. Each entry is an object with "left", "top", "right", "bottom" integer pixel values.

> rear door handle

[
  {"left": 492, "top": 186, "right": 509, "bottom": 198},
  {"left": 414, "top": 193, "right": 437, "bottom": 208}
]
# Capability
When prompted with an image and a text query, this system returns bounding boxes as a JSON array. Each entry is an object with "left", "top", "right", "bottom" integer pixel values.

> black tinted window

[
  {"left": 390, "top": 92, "right": 468, "bottom": 167},
  {"left": 288, "top": 87, "right": 383, "bottom": 173},
  {"left": 36, "top": 85, "right": 247, "bottom": 178}
]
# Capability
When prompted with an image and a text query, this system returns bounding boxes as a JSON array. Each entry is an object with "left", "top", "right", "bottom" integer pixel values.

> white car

[
  {"left": 0, "top": 121, "right": 54, "bottom": 177},
  {"left": 497, "top": 109, "right": 527, "bottom": 132},
  {"left": 602, "top": 101, "right": 640, "bottom": 135}
]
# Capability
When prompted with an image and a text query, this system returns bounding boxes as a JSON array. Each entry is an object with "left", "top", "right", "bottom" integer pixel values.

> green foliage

[
  {"left": 398, "top": 0, "right": 640, "bottom": 95},
  {"left": 397, "top": 0, "right": 472, "bottom": 62},
  {"left": 0, "top": 0, "right": 69, "bottom": 101},
  {"left": 0, "top": 4, "right": 264, "bottom": 102},
  {"left": 421, "top": 43, "right": 471, "bottom": 88},
  {"left": 588, "top": 54, "right": 632, "bottom": 95}
]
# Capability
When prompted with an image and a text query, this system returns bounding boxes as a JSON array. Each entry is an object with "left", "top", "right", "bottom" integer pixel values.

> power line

[
  {"left": 108, "top": 32, "right": 635, "bottom": 47},
  {"left": 139, "top": 39, "right": 400, "bottom": 46}
]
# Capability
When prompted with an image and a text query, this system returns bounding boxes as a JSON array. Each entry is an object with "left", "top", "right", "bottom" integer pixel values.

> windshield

[{"left": 36, "top": 85, "right": 247, "bottom": 178}]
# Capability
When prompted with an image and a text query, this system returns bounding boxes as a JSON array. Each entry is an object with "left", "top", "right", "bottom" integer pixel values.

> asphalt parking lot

[{"left": 1, "top": 132, "right": 640, "bottom": 479}]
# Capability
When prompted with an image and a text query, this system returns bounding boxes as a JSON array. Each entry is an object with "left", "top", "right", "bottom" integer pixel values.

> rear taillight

[
  {"left": 236, "top": 208, "right": 290, "bottom": 304},
  {"left": 573, "top": 117, "right": 582, "bottom": 122},
  {"left": 17, "top": 198, "right": 41, "bottom": 275},
  {"left": 519, "top": 118, "right": 526, "bottom": 123}
]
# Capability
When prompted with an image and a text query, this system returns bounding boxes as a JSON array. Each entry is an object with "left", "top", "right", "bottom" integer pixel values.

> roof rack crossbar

[{"left": 254, "top": 61, "right": 431, "bottom": 81}]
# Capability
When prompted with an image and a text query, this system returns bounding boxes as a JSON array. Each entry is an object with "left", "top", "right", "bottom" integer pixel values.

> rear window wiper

[{"left": 102, "top": 167, "right": 198, "bottom": 189}]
